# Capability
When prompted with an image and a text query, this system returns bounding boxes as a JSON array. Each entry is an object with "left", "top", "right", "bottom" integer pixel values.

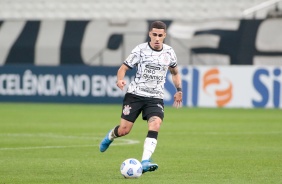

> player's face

[{"left": 149, "top": 28, "right": 166, "bottom": 50}]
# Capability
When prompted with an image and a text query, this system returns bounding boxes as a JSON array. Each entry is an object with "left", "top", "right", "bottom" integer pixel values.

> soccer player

[{"left": 99, "top": 21, "right": 183, "bottom": 173}]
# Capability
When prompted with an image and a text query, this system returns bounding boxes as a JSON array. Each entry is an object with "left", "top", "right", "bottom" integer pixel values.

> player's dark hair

[{"left": 149, "top": 21, "right": 167, "bottom": 32}]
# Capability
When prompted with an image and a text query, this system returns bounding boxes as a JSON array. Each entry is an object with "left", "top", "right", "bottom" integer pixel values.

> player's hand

[
  {"left": 173, "top": 91, "right": 183, "bottom": 109},
  {"left": 116, "top": 80, "right": 126, "bottom": 90}
]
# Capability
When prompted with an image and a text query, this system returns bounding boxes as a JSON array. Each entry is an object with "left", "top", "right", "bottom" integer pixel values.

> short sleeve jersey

[{"left": 124, "top": 42, "right": 177, "bottom": 99}]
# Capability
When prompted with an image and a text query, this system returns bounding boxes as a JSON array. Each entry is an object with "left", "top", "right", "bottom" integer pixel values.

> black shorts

[{"left": 121, "top": 93, "right": 164, "bottom": 123}]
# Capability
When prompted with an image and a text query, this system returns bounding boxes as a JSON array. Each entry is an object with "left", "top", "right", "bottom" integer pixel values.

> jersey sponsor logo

[
  {"left": 145, "top": 65, "right": 160, "bottom": 70},
  {"left": 142, "top": 65, "right": 165, "bottom": 82},
  {"left": 139, "top": 88, "right": 162, "bottom": 94},
  {"left": 142, "top": 74, "right": 164, "bottom": 81}
]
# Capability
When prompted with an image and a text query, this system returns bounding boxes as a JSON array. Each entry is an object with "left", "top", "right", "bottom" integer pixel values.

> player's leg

[
  {"left": 142, "top": 116, "right": 162, "bottom": 161},
  {"left": 99, "top": 93, "right": 141, "bottom": 152},
  {"left": 99, "top": 118, "right": 133, "bottom": 152},
  {"left": 141, "top": 116, "right": 162, "bottom": 173},
  {"left": 141, "top": 100, "right": 164, "bottom": 173}
]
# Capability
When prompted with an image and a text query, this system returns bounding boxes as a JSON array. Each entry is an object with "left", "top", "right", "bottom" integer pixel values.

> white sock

[
  {"left": 141, "top": 137, "right": 157, "bottom": 161},
  {"left": 108, "top": 126, "right": 120, "bottom": 141},
  {"left": 108, "top": 129, "right": 116, "bottom": 141}
]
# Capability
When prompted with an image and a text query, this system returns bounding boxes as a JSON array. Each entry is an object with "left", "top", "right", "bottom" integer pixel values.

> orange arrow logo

[{"left": 203, "top": 68, "right": 233, "bottom": 107}]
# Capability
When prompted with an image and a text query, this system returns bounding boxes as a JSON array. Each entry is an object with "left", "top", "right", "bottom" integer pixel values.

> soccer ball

[{"left": 120, "top": 158, "right": 143, "bottom": 178}]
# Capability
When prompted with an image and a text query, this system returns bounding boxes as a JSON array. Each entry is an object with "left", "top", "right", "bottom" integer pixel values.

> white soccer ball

[{"left": 120, "top": 158, "right": 143, "bottom": 178}]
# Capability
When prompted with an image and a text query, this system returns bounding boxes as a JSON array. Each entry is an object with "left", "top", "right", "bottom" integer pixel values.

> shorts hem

[{"left": 143, "top": 112, "right": 164, "bottom": 121}]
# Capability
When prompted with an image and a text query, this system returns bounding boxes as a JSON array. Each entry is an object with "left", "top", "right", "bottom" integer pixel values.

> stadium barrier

[{"left": 0, "top": 65, "right": 281, "bottom": 108}]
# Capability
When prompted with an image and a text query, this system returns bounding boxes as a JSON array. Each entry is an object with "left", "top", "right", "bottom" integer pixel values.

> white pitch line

[
  {"left": 0, "top": 133, "right": 140, "bottom": 151},
  {"left": 0, "top": 145, "right": 95, "bottom": 150},
  {"left": 162, "top": 131, "right": 282, "bottom": 135},
  {"left": 0, "top": 133, "right": 100, "bottom": 140},
  {"left": 0, "top": 140, "right": 139, "bottom": 151}
]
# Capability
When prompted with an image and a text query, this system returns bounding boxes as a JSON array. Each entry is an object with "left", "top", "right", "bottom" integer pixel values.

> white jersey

[{"left": 124, "top": 42, "right": 177, "bottom": 99}]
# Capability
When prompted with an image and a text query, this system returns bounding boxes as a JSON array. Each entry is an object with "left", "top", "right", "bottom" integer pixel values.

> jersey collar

[{"left": 148, "top": 42, "right": 163, "bottom": 52}]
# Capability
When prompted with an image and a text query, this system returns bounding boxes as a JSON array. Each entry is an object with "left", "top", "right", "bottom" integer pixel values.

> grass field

[{"left": 0, "top": 103, "right": 281, "bottom": 184}]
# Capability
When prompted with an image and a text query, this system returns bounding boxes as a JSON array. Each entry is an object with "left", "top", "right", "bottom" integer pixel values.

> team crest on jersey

[
  {"left": 160, "top": 53, "right": 170, "bottom": 65},
  {"left": 123, "top": 105, "right": 132, "bottom": 115},
  {"left": 164, "top": 54, "right": 169, "bottom": 64}
]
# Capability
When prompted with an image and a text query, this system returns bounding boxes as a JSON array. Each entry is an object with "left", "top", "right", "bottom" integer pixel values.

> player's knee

[{"left": 148, "top": 116, "right": 162, "bottom": 131}]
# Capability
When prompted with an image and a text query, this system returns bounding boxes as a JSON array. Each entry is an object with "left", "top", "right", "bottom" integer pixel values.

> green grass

[{"left": 0, "top": 103, "right": 281, "bottom": 184}]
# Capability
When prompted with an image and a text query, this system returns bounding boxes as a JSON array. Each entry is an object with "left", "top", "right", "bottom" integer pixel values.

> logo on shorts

[
  {"left": 157, "top": 104, "right": 164, "bottom": 112},
  {"left": 123, "top": 105, "right": 132, "bottom": 115}
]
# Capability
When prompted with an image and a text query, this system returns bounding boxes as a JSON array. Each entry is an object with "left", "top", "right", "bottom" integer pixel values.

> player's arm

[
  {"left": 116, "top": 64, "right": 130, "bottom": 90},
  {"left": 169, "top": 66, "right": 183, "bottom": 108}
]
